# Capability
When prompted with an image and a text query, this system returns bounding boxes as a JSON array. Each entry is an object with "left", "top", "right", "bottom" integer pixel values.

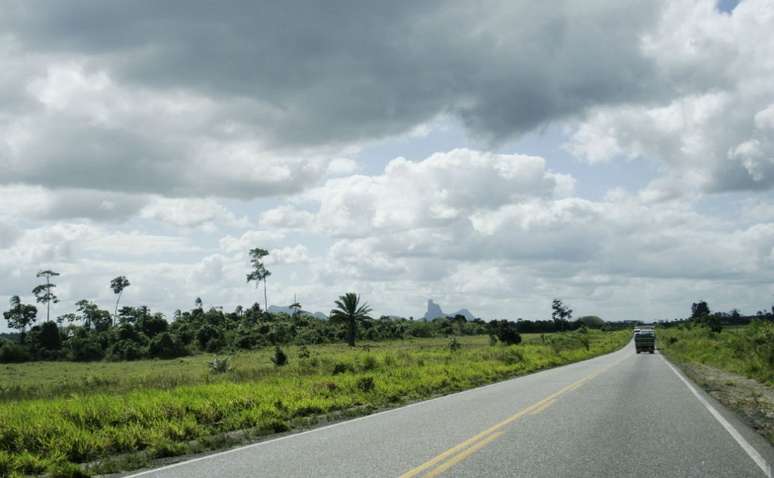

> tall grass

[
  {"left": 0, "top": 331, "right": 628, "bottom": 476},
  {"left": 659, "top": 321, "right": 774, "bottom": 385}
]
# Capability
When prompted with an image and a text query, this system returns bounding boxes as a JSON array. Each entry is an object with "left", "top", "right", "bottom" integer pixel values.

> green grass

[
  {"left": 0, "top": 331, "right": 628, "bottom": 477},
  {"left": 658, "top": 321, "right": 774, "bottom": 386}
]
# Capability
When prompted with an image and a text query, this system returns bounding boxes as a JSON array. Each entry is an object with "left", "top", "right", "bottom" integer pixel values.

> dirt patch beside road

[{"left": 679, "top": 361, "right": 774, "bottom": 445}]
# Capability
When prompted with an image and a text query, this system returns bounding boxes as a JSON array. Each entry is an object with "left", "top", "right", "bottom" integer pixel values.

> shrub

[
  {"left": 332, "top": 362, "right": 354, "bottom": 375},
  {"left": 208, "top": 356, "right": 230, "bottom": 374},
  {"left": 31, "top": 321, "right": 62, "bottom": 351},
  {"left": 298, "top": 345, "right": 311, "bottom": 360},
  {"left": 107, "top": 340, "right": 144, "bottom": 361},
  {"left": 357, "top": 376, "right": 376, "bottom": 393},
  {"left": 149, "top": 333, "right": 188, "bottom": 359},
  {"left": 271, "top": 346, "right": 288, "bottom": 367},
  {"left": 489, "top": 320, "right": 522, "bottom": 345},
  {"left": 196, "top": 325, "right": 221, "bottom": 350},
  {"left": 67, "top": 336, "right": 105, "bottom": 361},
  {"left": 0, "top": 342, "right": 31, "bottom": 363},
  {"left": 498, "top": 347, "right": 524, "bottom": 365},
  {"left": 448, "top": 337, "right": 462, "bottom": 352},
  {"left": 361, "top": 354, "right": 378, "bottom": 371},
  {"left": 578, "top": 335, "right": 590, "bottom": 351}
]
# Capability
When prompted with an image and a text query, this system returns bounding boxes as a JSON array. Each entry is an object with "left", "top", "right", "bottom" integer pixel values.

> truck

[{"left": 634, "top": 328, "right": 656, "bottom": 354}]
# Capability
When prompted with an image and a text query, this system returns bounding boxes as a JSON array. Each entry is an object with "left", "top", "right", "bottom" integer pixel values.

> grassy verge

[
  {"left": 658, "top": 321, "right": 774, "bottom": 386},
  {"left": 658, "top": 321, "right": 774, "bottom": 446},
  {"left": 0, "top": 330, "right": 629, "bottom": 477}
]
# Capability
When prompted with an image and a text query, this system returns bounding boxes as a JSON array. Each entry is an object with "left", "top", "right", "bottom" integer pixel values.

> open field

[
  {"left": 658, "top": 321, "right": 774, "bottom": 386},
  {"left": 0, "top": 331, "right": 628, "bottom": 477}
]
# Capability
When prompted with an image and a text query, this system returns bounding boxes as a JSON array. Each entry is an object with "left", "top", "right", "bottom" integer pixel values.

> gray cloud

[
  {"left": 0, "top": 185, "right": 147, "bottom": 222},
  {"left": 0, "top": 220, "right": 20, "bottom": 249},
  {"left": 3, "top": 1, "right": 665, "bottom": 151}
]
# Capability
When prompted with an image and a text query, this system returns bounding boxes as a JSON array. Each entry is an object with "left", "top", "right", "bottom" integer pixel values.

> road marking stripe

[
  {"left": 399, "top": 357, "right": 627, "bottom": 478},
  {"left": 422, "top": 432, "right": 505, "bottom": 478},
  {"left": 528, "top": 398, "right": 556, "bottom": 416},
  {"left": 662, "top": 356, "right": 772, "bottom": 478}
]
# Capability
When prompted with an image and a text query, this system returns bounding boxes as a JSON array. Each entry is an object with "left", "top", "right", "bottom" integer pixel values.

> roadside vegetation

[
  {"left": 657, "top": 301, "right": 774, "bottom": 446},
  {"left": 0, "top": 331, "right": 629, "bottom": 476},
  {"left": 659, "top": 321, "right": 774, "bottom": 386},
  {"left": 657, "top": 300, "right": 774, "bottom": 386}
]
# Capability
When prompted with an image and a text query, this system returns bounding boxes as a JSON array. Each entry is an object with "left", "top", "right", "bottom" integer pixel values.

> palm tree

[
  {"left": 290, "top": 295, "right": 302, "bottom": 319},
  {"left": 33, "top": 270, "right": 60, "bottom": 322},
  {"left": 329, "top": 293, "right": 372, "bottom": 347},
  {"left": 110, "top": 275, "right": 131, "bottom": 320},
  {"left": 246, "top": 248, "right": 271, "bottom": 312}
]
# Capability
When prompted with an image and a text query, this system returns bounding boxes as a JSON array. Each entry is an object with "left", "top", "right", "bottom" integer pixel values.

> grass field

[
  {"left": 0, "top": 330, "right": 629, "bottom": 477},
  {"left": 658, "top": 321, "right": 774, "bottom": 386}
]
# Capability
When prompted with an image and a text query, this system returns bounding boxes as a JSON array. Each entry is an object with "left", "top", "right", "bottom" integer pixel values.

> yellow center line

[
  {"left": 527, "top": 398, "right": 555, "bottom": 416},
  {"left": 398, "top": 356, "right": 628, "bottom": 478},
  {"left": 422, "top": 431, "right": 505, "bottom": 478}
]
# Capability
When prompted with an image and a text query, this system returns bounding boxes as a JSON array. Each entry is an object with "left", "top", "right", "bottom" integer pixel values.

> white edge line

[
  {"left": 662, "top": 356, "right": 772, "bottom": 478},
  {"left": 124, "top": 346, "right": 630, "bottom": 477}
]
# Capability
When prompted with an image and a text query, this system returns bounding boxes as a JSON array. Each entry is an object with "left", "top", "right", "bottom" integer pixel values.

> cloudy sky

[{"left": 1, "top": 0, "right": 773, "bottom": 328}]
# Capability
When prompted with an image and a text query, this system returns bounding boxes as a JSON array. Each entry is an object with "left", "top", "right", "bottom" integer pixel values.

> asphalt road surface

[{"left": 126, "top": 342, "right": 774, "bottom": 478}]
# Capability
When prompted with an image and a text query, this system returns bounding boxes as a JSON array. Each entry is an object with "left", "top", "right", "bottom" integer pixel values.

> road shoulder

[
  {"left": 661, "top": 352, "right": 774, "bottom": 478},
  {"left": 676, "top": 361, "right": 774, "bottom": 445}
]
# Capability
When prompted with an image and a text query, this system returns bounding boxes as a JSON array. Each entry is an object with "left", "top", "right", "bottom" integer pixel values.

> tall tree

[
  {"left": 691, "top": 301, "right": 710, "bottom": 318},
  {"left": 290, "top": 295, "right": 302, "bottom": 319},
  {"left": 246, "top": 248, "right": 271, "bottom": 312},
  {"left": 32, "top": 270, "right": 59, "bottom": 322},
  {"left": 110, "top": 275, "right": 131, "bottom": 319},
  {"left": 74, "top": 300, "right": 112, "bottom": 331},
  {"left": 330, "top": 293, "right": 372, "bottom": 347},
  {"left": 3, "top": 296, "right": 38, "bottom": 343},
  {"left": 551, "top": 298, "right": 573, "bottom": 331}
]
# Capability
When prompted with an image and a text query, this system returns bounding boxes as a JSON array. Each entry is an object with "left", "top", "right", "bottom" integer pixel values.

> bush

[
  {"left": 0, "top": 342, "right": 31, "bottom": 363},
  {"left": 208, "top": 357, "right": 230, "bottom": 374},
  {"left": 107, "top": 340, "right": 144, "bottom": 361},
  {"left": 67, "top": 336, "right": 105, "bottom": 361},
  {"left": 332, "top": 362, "right": 354, "bottom": 375},
  {"left": 361, "top": 354, "right": 378, "bottom": 371},
  {"left": 196, "top": 325, "right": 221, "bottom": 350},
  {"left": 271, "top": 346, "right": 288, "bottom": 367},
  {"left": 149, "top": 333, "right": 188, "bottom": 359},
  {"left": 357, "top": 376, "right": 375, "bottom": 393},
  {"left": 31, "top": 321, "right": 62, "bottom": 350},
  {"left": 448, "top": 337, "right": 462, "bottom": 352},
  {"left": 498, "top": 347, "right": 524, "bottom": 365},
  {"left": 489, "top": 320, "right": 522, "bottom": 345},
  {"left": 298, "top": 345, "right": 311, "bottom": 360}
]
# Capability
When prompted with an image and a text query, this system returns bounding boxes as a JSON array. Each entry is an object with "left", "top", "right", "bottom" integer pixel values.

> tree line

[
  {"left": 1, "top": 247, "right": 608, "bottom": 363},
  {"left": 655, "top": 300, "right": 774, "bottom": 332}
]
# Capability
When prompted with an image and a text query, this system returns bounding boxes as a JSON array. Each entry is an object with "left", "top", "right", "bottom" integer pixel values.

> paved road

[{"left": 126, "top": 343, "right": 773, "bottom": 477}]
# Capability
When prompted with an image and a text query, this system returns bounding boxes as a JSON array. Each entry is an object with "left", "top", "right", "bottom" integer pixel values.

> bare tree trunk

[
  {"left": 263, "top": 279, "right": 268, "bottom": 313},
  {"left": 114, "top": 291, "right": 122, "bottom": 325},
  {"left": 347, "top": 318, "right": 356, "bottom": 347},
  {"left": 45, "top": 276, "right": 50, "bottom": 322}
]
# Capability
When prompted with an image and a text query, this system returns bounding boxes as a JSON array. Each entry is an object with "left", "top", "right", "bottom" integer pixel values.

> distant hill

[
  {"left": 268, "top": 305, "right": 327, "bottom": 320},
  {"left": 422, "top": 299, "right": 476, "bottom": 321},
  {"left": 578, "top": 315, "right": 605, "bottom": 328}
]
